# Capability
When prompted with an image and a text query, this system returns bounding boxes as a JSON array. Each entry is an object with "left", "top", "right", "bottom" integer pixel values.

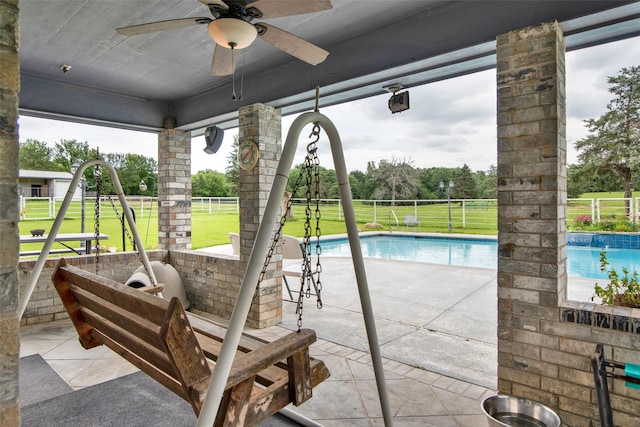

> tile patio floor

[
  {"left": 20, "top": 318, "right": 496, "bottom": 426},
  {"left": 20, "top": 243, "right": 597, "bottom": 426}
]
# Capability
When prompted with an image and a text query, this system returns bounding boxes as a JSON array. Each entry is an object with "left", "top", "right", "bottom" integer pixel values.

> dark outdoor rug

[
  {"left": 19, "top": 354, "right": 73, "bottom": 407},
  {"left": 22, "top": 368, "right": 302, "bottom": 427}
]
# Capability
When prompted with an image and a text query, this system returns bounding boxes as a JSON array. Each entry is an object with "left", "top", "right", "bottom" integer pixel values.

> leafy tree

[
  {"left": 451, "top": 164, "right": 479, "bottom": 199},
  {"left": 369, "top": 157, "right": 419, "bottom": 205},
  {"left": 225, "top": 135, "right": 240, "bottom": 196},
  {"left": 356, "top": 162, "right": 380, "bottom": 199},
  {"left": 192, "top": 169, "right": 229, "bottom": 197},
  {"left": 475, "top": 165, "right": 497, "bottom": 199},
  {"left": 575, "top": 65, "right": 640, "bottom": 213},
  {"left": 286, "top": 164, "right": 303, "bottom": 196},
  {"left": 348, "top": 170, "right": 368, "bottom": 199},
  {"left": 51, "top": 139, "right": 94, "bottom": 172},
  {"left": 114, "top": 153, "right": 157, "bottom": 196},
  {"left": 90, "top": 152, "right": 156, "bottom": 195},
  {"left": 286, "top": 163, "right": 337, "bottom": 199},
  {"left": 19, "top": 139, "right": 61, "bottom": 171},
  {"left": 322, "top": 169, "right": 339, "bottom": 199},
  {"left": 419, "top": 167, "right": 457, "bottom": 199},
  {"left": 567, "top": 163, "right": 622, "bottom": 197}
]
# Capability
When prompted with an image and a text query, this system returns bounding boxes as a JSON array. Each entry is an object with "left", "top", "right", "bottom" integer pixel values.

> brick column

[
  {"left": 0, "top": 0, "right": 21, "bottom": 425},
  {"left": 157, "top": 128, "right": 191, "bottom": 250},
  {"left": 496, "top": 21, "right": 567, "bottom": 404},
  {"left": 238, "top": 104, "right": 282, "bottom": 328}
]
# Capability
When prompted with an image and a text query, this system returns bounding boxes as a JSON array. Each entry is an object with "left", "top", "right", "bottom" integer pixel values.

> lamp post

[
  {"left": 71, "top": 161, "right": 86, "bottom": 236},
  {"left": 439, "top": 179, "right": 454, "bottom": 233}
]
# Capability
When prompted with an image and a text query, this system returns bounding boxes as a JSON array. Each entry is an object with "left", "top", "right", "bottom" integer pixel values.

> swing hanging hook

[{"left": 307, "top": 123, "right": 321, "bottom": 153}]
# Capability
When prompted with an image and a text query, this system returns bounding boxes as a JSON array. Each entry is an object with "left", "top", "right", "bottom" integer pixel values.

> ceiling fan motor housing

[{"left": 207, "top": 1, "right": 263, "bottom": 48}]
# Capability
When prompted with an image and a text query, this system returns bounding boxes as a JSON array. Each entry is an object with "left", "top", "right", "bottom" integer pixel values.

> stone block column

[
  {"left": 238, "top": 103, "right": 282, "bottom": 328},
  {"left": 496, "top": 21, "right": 567, "bottom": 405},
  {"left": 0, "top": 0, "right": 21, "bottom": 425},
  {"left": 157, "top": 128, "right": 191, "bottom": 250}
]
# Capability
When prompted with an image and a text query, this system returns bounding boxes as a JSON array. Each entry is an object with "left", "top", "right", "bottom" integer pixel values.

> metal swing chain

[
  {"left": 257, "top": 163, "right": 305, "bottom": 289},
  {"left": 106, "top": 195, "right": 155, "bottom": 283},
  {"left": 298, "top": 124, "right": 323, "bottom": 329},
  {"left": 312, "top": 137, "right": 323, "bottom": 305},
  {"left": 256, "top": 124, "right": 324, "bottom": 331},
  {"left": 93, "top": 165, "right": 103, "bottom": 274}
]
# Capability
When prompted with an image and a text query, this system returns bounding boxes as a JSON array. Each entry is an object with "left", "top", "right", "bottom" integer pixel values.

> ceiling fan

[{"left": 116, "top": 0, "right": 332, "bottom": 77}]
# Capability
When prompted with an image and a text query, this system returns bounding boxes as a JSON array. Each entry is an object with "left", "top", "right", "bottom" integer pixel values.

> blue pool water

[{"left": 320, "top": 235, "right": 640, "bottom": 280}]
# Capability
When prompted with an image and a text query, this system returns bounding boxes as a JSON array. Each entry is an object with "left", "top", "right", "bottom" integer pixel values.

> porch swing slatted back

[
  {"left": 52, "top": 258, "right": 330, "bottom": 425},
  {"left": 53, "top": 258, "right": 210, "bottom": 400}
]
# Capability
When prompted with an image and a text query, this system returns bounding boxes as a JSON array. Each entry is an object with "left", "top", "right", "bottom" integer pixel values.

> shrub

[
  {"left": 593, "top": 251, "right": 640, "bottom": 307},
  {"left": 573, "top": 215, "right": 593, "bottom": 227},
  {"left": 599, "top": 218, "right": 617, "bottom": 231},
  {"left": 568, "top": 215, "right": 639, "bottom": 232}
]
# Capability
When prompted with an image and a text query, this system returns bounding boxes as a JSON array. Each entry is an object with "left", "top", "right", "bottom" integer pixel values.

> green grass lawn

[
  {"left": 19, "top": 191, "right": 635, "bottom": 255},
  {"left": 18, "top": 207, "right": 490, "bottom": 254}
]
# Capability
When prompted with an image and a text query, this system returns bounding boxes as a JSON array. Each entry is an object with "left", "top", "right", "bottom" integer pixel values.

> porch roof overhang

[{"left": 18, "top": 1, "right": 640, "bottom": 137}]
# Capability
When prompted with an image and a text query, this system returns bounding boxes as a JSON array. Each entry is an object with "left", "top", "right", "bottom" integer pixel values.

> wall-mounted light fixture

[
  {"left": 203, "top": 126, "right": 224, "bottom": 154},
  {"left": 384, "top": 83, "right": 409, "bottom": 114}
]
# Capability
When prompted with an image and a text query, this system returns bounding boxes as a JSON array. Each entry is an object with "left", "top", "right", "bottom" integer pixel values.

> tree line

[
  {"left": 19, "top": 65, "right": 638, "bottom": 201},
  {"left": 195, "top": 135, "right": 498, "bottom": 201},
  {"left": 19, "top": 134, "right": 497, "bottom": 201},
  {"left": 19, "top": 139, "right": 158, "bottom": 196}
]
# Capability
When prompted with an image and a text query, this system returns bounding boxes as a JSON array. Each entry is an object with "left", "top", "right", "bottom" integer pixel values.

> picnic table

[{"left": 19, "top": 233, "right": 109, "bottom": 256}]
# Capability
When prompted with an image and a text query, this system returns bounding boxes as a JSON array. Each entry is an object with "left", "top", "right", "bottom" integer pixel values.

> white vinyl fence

[{"left": 18, "top": 195, "right": 640, "bottom": 230}]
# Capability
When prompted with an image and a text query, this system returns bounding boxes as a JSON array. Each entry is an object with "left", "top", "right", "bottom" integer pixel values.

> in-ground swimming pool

[{"left": 319, "top": 234, "right": 640, "bottom": 280}]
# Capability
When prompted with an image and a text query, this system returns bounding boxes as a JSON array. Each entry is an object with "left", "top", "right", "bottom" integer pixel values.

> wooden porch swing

[{"left": 52, "top": 259, "right": 330, "bottom": 426}]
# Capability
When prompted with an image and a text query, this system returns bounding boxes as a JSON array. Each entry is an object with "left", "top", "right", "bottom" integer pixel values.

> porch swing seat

[{"left": 51, "top": 258, "right": 330, "bottom": 427}]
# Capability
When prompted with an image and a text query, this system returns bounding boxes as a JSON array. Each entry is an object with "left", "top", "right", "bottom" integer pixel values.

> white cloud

[{"left": 18, "top": 36, "right": 640, "bottom": 175}]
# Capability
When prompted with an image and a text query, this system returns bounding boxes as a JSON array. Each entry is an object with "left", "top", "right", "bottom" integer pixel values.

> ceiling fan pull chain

[
  {"left": 239, "top": 48, "right": 247, "bottom": 101},
  {"left": 230, "top": 44, "right": 238, "bottom": 101}
]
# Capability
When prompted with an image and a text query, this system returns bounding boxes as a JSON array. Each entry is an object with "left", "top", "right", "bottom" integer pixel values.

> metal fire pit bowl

[{"left": 481, "top": 395, "right": 561, "bottom": 427}]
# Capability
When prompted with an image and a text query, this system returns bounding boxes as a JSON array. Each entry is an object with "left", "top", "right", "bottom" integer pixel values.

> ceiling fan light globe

[{"left": 208, "top": 19, "right": 257, "bottom": 49}]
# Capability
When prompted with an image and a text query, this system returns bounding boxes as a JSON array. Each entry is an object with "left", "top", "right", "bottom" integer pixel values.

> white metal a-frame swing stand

[
  {"left": 197, "top": 109, "right": 394, "bottom": 426},
  {"left": 17, "top": 159, "right": 160, "bottom": 319}
]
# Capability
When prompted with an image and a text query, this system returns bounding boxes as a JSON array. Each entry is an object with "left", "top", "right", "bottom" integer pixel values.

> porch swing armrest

[{"left": 225, "top": 329, "right": 317, "bottom": 390}]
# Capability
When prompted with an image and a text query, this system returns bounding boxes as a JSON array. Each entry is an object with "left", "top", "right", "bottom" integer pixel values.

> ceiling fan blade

[
  {"left": 197, "top": 0, "right": 228, "bottom": 10},
  {"left": 116, "top": 17, "right": 211, "bottom": 36},
  {"left": 256, "top": 23, "right": 329, "bottom": 66},
  {"left": 211, "top": 45, "right": 237, "bottom": 76},
  {"left": 246, "top": 0, "right": 332, "bottom": 19}
]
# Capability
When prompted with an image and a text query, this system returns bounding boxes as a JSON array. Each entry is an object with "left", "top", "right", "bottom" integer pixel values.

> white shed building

[{"left": 18, "top": 169, "right": 76, "bottom": 200}]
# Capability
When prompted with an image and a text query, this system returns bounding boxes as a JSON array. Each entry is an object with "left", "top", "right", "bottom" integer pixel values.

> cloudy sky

[{"left": 18, "top": 36, "right": 640, "bottom": 175}]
